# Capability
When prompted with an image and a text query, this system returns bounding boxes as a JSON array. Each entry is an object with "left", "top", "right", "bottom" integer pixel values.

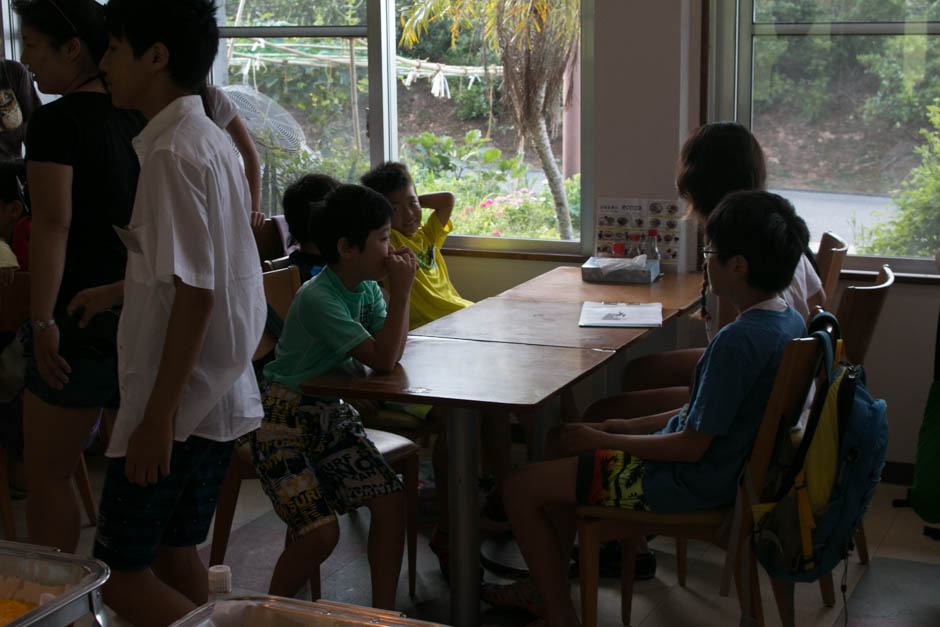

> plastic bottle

[
  {"left": 645, "top": 229, "right": 660, "bottom": 260},
  {"left": 626, "top": 233, "right": 642, "bottom": 258},
  {"left": 207, "top": 564, "right": 232, "bottom": 602}
]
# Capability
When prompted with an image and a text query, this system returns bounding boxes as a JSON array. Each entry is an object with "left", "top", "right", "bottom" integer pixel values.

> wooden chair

[
  {"left": 0, "top": 272, "right": 98, "bottom": 540},
  {"left": 816, "top": 232, "right": 848, "bottom": 307},
  {"left": 209, "top": 266, "right": 421, "bottom": 596},
  {"left": 254, "top": 218, "right": 287, "bottom": 267},
  {"left": 576, "top": 334, "right": 827, "bottom": 627}
]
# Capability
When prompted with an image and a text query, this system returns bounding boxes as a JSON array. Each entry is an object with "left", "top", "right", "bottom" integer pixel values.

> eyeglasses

[
  {"left": 47, "top": 0, "right": 79, "bottom": 36},
  {"left": 701, "top": 247, "right": 718, "bottom": 262}
]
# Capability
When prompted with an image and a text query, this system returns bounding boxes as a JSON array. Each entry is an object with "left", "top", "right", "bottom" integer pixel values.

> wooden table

[
  {"left": 411, "top": 297, "right": 679, "bottom": 351},
  {"left": 496, "top": 266, "right": 703, "bottom": 314},
  {"left": 301, "top": 336, "right": 615, "bottom": 627}
]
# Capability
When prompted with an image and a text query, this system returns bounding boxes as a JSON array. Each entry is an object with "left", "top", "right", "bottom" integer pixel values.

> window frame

[{"left": 709, "top": 0, "right": 940, "bottom": 274}]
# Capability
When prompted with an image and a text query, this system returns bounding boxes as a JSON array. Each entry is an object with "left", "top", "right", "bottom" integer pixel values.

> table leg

[
  {"left": 448, "top": 407, "right": 480, "bottom": 627},
  {"left": 531, "top": 396, "right": 560, "bottom": 461}
]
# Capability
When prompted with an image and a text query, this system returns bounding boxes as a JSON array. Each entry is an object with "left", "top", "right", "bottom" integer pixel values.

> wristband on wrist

[{"left": 31, "top": 319, "right": 56, "bottom": 332}]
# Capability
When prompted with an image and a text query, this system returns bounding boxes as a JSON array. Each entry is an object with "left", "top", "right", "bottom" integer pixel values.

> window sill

[
  {"left": 442, "top": 246, "right": 588, "bottom": 264},
  {"left": 841, "top": 269, "right": 940, "bottom": 286}
]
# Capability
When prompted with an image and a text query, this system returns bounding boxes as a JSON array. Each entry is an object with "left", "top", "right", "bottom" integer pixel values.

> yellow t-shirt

[{"left": 390, "top": 216, "right": 472, "bottom": 329}]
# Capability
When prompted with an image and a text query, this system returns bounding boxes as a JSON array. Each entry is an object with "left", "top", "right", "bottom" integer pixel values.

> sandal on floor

[{"left": 481, "top": 578, "right": 546, "bottom": 617}]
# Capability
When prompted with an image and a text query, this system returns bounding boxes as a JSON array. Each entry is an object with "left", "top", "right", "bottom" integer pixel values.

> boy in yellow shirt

[
  {"left": 361, "top": 162, "right": 471, "bottom": 329},
  {"left": 362, "top": 161, "right": 511, "bottom": 580}
]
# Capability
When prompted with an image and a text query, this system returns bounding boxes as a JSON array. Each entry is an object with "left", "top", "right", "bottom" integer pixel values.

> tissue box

[{"left": 581, "top": 257, "right": 661, "bottom": 284}]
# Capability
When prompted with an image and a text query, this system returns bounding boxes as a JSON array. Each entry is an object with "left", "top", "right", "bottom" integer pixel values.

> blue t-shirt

[
  {"left": 262, "top": 266, "right": 386, "bottom": 394},
  {"left": 642, "top": 305, "right": 806, "bottom": 513}
]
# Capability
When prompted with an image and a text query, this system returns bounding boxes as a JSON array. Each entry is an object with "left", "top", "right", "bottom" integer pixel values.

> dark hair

[
  {"left": 360, "top": 161, "right": 414, "bottom": 196},
  {"left": 0, "top": 159, "right": 28, "bottom": 212},
  {"left": 676, "top": 121, "right": 767, "bottom": 221},
  {"left": 705, "top": 190, "right": 808, "bottom": 293},
  {"left": 102, "top": 0, "right": 219, "bottom": 92},
  {"left": 282, "top": 173, "right": 340, "bottom": 245},
  {"left": 312, "top": 184, "right": 393, "bottom": 265},
  {"left": 13, "top": 0, "right": 107, "bottom": 63}
]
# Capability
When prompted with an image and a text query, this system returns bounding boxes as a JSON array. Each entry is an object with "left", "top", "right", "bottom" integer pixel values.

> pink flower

[
  {"left": 492, "top": 229, "right": 502, "bottom": 236},
  {"left": 494, "top": 210, "right": 504, "bottom": 216},
  {"left": 463, "top": 205, "right": 472, "bottom": 212}
]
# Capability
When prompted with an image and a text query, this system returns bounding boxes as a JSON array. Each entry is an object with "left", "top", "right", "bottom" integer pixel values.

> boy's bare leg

[
  {"left": 269, "top": 520, "right": 340, "bottom": 597},
  {"left": 152, "top": 545, "right": 208, "bottom": 605},
  {"left": 102, "top": 568, "right": 197, "bottom": 627},
  {"left": 23, "top": 391, "right": 99, "bottom": 552},
  {"left": 504, "top": 457, "right": 581, "bottom": 627},
  {"left": 367, "top": 491, "right": 405, "bottom": 609}
]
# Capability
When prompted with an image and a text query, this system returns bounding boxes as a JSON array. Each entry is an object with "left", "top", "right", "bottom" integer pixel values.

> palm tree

[{"left": 400, "top": 0, "right": 580, "bottom": 239}]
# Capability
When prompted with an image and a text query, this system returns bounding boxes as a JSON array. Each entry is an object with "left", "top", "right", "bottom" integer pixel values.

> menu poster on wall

[{"left": 595, "top": 197, "right": 695, "bottom": 272}]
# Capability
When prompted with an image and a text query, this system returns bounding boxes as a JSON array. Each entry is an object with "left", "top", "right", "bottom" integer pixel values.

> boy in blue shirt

[
  {"left": 485, "top": 191, "right": 809, "bottom": 625},
  {"left": 253, "top": 184, "right": 417, "bottom": 609}
]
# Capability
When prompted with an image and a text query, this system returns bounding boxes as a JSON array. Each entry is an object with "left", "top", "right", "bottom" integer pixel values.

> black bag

[{"left": 55, "top": 307, "right": 120, "bottom": 360}]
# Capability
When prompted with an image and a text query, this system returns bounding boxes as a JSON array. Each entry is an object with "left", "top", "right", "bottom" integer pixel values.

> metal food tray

[
  {"left": 0, "top": 541, "right": 109, "bottom": 626},
  {"left": 171, "top": 596, "right": 446, "bottom": 626}
]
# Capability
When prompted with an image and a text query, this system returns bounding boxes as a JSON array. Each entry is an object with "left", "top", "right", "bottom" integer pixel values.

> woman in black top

[{"left": 15, "top": 0, "right": 145, "bottom": 553}]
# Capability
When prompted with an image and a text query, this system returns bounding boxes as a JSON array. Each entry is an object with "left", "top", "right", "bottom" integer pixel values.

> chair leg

[
  {"left": 770, "top": 577, "right": 795, "bottom": 627},
  {"left": 733, "top": 554, "right": 765, "bottom": 627},
  {"left": 74, "top": 455, "right": 97, "bottom": 527},
  {"left": 402, "top": 453, "right": 419, "bottom": 597},
  {"left": 855, "top": 521, "right": 870, "bottom": 565},
  {"left": 209, "top": 450, "right": 242, "bottom": 566},
  {"left": 578, "top": 519, "right": 601, "bottom": 627},
  {"left": 310, "top": 567, "right": 322, "bottom": 600},
  {"left": 620, "top": 537, "right": 638, "bottom": 626},
  {"left": 819, "top": 572, "right": 835, "bottom": 606},
  {"left": 0, "top": 448, "right": 15, "bottom": 541},
  {"left": 675, "top": 536, "right": 687, "bottom": 587}
]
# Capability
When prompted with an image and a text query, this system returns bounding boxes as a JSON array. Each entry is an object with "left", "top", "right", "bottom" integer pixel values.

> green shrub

[{"left": 856, "top": 101, "right": 940, "bottom": 257}]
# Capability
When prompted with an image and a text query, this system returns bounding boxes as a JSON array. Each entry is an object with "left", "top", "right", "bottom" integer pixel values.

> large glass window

[
  {"left": 717, "top": 0, "right": 940, "bottom": 262},
  {"left": 395, "top": 1, "right": 583, "bottom": 247}
]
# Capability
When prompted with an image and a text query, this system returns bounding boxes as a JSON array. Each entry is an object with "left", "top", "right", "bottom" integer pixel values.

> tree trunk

[{"left": 529, "top": 108, "right": 572, "bottom": 239}]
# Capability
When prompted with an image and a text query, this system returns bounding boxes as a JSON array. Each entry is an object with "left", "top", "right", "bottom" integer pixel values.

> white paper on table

[{"left": 578, "top": 301, "right": 663, "bottom": 328}]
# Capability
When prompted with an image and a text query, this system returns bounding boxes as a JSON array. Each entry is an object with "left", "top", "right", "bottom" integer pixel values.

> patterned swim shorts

[
  {"left": 576, "top": 449, "right": 650, "bottom": 511},
  {"left": 250, "top": 384, "right": 403, "bottom": 540}
]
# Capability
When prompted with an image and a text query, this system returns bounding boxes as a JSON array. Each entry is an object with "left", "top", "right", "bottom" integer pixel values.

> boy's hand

[
  {"left": 249, "top": 210, "right": 265, "bottom": 231},
  {"left": 556, "top": 423, "right": 610, "bottom": 457},
  {"left": 598, "top": 419, "right": 635, "bottom": 435},
  {"left": 125, "top": 413, "right": 173, "bottom": 486},
  {"left": 386, "top": 246, "right": 417, "bottom": 294},
  {"left": 66, "top": 281, "right": 123, "bottom": 328}
]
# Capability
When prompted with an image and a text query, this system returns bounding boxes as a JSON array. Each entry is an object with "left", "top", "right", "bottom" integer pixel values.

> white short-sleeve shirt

[
  {"left": 203, "top": 84, "right": 237, "bottom": 130},
  {"left": 107, "top": 95, "right": 264, "bottom": 457}
]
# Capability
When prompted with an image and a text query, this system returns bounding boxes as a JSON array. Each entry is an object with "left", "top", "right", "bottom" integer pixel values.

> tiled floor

[{"left": 8, "top": 454, "right": 940, "bottom": 626}]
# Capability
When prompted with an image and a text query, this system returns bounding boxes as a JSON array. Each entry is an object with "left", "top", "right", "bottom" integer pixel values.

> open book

[{"left": 578, "top": 301, "right": 663, "bottom": 328}]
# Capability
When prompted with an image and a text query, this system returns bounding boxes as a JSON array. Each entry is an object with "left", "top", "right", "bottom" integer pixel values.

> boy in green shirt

[{"left": 254, "top": 184, "right": 417, "bottom": 609}]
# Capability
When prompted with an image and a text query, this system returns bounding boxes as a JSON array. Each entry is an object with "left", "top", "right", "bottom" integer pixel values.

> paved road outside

[{"left": 773, "top": 188, "right": 898, "bottom": 253}]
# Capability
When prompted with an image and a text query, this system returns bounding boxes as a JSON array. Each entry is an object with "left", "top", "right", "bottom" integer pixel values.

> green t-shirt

[{"left": 262, "top": 266, "right": 387, "bottom": 393}]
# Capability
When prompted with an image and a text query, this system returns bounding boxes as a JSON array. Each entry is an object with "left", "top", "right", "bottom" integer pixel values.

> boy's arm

[
  {"left": 124, "top": 277, "right": 214, "bottom": 486},
  {"left": 598, "top": 410, "right": 675, "bottom": 435},
  {"left": 348, "top": 247, "right": 417, "bottom": 372},
  {"left": 558, "top": 422, "right": 713, "bottom": 463},
  {"left": 225, "top": 114, "right": 263, "bottom": 229},
  {"left": 418, "top": 192, "right": 455, "bottom": 227}
]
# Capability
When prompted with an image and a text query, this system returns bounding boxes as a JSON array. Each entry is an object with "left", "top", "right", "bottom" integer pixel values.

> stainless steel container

[
  {"left": 0, "top": 541, "right": 109, "bottom": 626},
  {"left": 171, "top": 596, "right": 446, "bottom": 626}
]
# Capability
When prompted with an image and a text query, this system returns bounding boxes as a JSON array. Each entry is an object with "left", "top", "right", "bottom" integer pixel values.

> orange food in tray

[{"left": 0, "top": 598, "right": 36, "bottom": 623}]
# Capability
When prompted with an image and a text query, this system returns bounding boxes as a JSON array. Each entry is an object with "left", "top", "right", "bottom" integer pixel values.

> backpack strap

[{"left": 808, "top": 310, "right": 841, "bottom": 343}]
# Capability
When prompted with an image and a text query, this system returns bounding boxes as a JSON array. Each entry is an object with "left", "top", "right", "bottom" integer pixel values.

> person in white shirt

[{"left": 70, "top": 1, "right": 265, "bottom": 624}]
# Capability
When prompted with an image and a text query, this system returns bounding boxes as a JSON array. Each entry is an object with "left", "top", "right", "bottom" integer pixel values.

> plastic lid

[
  {"left": 208, "top": 564, "right": 232, "bottom": 594},
  {"left": 647, "top": 229, "right": 658, "bottom": 236},
  {"left": 629, "top": 233, "right": 641, "bottom": 239}
]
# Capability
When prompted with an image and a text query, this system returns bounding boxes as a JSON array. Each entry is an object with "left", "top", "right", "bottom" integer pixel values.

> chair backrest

[
  {"left": 262, "top": 255, "right": 292, "bottom": 272},
  {"left": 254, "top": 218, "right": 286, "bottom": 266},
  {"left": 0, "top": 272, "right": 29, "bottom": 332},
  {"left": 836, "top": 264, "right": 894, "bottom": 365},
  {"left": 747, "top": 334, "right": 827, "bottom": 494},
  {"left": 816, "top": 232, "right": 848, "bottom": 306},
  {"left": 253, "top": 265, "right": 302, "bottom": 361}
]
